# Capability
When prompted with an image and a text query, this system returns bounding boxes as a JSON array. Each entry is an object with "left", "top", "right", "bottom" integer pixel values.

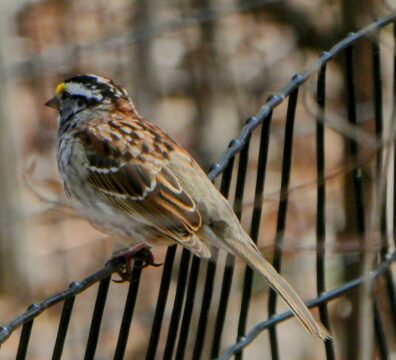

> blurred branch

[{"left": 22, "top": 159, "right": 72, "bottom": 212}]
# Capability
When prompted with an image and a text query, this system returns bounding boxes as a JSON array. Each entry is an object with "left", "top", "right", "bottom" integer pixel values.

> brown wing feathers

[
  {"left": 77, "top": 119, "right": 206, "bottom": 255},
  {"left": 88, "top": 161, "right": 155, "bottom": 200}
]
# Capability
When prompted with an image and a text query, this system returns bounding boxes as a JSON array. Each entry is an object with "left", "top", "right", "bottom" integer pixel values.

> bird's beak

[{"left": 45, "top": 96, "right": 59, "bottom": 110}]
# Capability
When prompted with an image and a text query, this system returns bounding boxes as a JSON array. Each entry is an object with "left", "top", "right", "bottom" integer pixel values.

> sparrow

[{"left": 45, "top": 74, "right": 330, "bottom": 340}]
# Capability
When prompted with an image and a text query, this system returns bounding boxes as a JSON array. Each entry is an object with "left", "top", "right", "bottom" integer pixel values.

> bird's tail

[{"left": 227, "top": 232, "right": 331, "bottom": 340}]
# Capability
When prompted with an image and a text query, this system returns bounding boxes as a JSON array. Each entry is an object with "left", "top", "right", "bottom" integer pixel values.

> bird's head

[{"left": 45, "top": 74, "right": 132, "bottom": 122}]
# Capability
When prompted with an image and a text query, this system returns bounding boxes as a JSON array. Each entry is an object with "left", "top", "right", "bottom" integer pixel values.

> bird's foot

[{"left": 107, "top": 243, "right": 162, "bottom": 283}]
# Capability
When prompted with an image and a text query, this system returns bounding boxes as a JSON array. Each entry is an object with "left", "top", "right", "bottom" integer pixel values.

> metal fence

[{"left": 1, "top": 13, "right": 396, "bottom": 360}]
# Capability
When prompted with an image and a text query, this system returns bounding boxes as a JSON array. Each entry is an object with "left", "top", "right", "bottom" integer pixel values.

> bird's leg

[{"left": 108, "top": 243, "right": 162, "bottom": 283}]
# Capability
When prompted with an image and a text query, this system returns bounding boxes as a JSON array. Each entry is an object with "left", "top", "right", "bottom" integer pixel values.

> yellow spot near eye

[{"left": 55, "top": 82, "right": 65, "bottom": 95}]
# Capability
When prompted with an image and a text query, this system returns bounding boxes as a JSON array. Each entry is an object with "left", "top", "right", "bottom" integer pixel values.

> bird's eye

[{"left": 61, "top": 91, "right": 70, "bottom": 99}]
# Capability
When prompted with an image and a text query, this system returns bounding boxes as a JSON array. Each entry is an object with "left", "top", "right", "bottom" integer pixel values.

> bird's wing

[{"left": 76, "top": 115, "right": 211, "bottom": 258}]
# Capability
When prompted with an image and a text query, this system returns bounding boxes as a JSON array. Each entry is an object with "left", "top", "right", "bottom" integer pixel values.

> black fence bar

[
  {"left": 373, "top": 297, "right": 389, "bottom": 360},
  {"left": 51, "top": 295, "right": 75, "bottom": 360},
  {"left": 233, "top": 136, "right": 252, "bottom": 222},
  {"left": 315, "top": 63, "right": 336, "bottom": 360},
  {"left": 344, "top": 41, "right": 368, "bottom": 360},
  {"left": 163, "top": 249, "right": 191, "bottom": 359},
  {"left": 210, "top": 158, "right": 236, "bottom": 359},
  {"left": 226, "top": 134, "right": 252, "bottom": 360},
  {"left": 236, "top": 112, "right": 273, "bottom": 358},
  {"left": 268, "top": 86, "right": 299, "bottom": 360},
  {"left": 192, "top": 249, "right": 218, "bottom": 360},
  {"left": 373, "top": 293, "right": 389, "bottom": 359},
  {"left": 210, "top": 255, "right": 235, "bottom": 358},
  {"left": 113, "top": 259, "right": 143, "bottom": 360},
  {"left": 175, "top": 255, "right": 201, "bottom": 359},
  {"left": 345, "top": 44, "right": 366, "bottom": 234},
  {"left": 212, "top": 135, "right": 252, "bottom": 359},
  {"left": 383, "top": 269, "right": 396, "bottom": 334},
  {"left": 84, "top": 276, "right": 112, "bottom": 360},
  {"left": 16, "top": 317, "right": 34, "bottom": 360},
  {"left": 373, "top": 34, "right": 383, "bottom": 176},
  {"left": 145, "top": 245, "right": 177, "bottom": 360},
  {"left": 192, "top": 159, "right": 235, "bottom": 360}
]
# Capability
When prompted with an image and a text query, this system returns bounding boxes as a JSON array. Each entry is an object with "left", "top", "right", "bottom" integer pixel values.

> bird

[{"left": 46, "top": 73, "right": 331, "bottom": 340}]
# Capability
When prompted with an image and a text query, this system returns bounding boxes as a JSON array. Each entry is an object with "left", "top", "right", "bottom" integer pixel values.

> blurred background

[{"left": 1, "top": 0, "right": 396, "bottom": 359}]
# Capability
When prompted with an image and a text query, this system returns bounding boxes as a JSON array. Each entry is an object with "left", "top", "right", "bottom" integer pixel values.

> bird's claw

[{"left": 108, "top": 244, "right": 162, "bottom": 283}]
